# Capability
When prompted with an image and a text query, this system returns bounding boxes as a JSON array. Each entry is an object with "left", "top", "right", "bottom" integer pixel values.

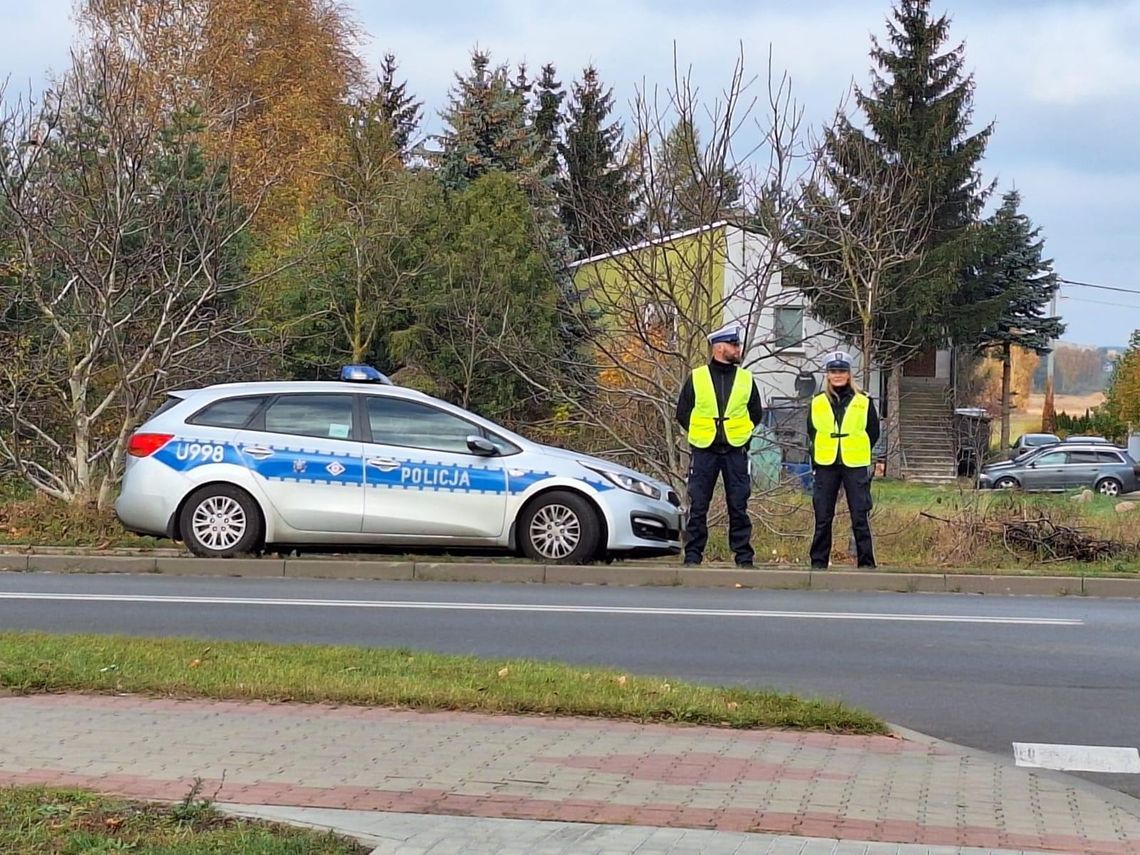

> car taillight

[{"left": 127, "top": 433, "right": 174, "bottom": 457}]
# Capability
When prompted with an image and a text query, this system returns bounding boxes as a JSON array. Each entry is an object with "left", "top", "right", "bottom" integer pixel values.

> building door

[{"left": 904, "top": 345, "right": 938, "bottom": 378}]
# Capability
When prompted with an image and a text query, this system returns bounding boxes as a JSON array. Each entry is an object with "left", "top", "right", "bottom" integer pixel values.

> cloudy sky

[{"left": 5, "top": 0, "right": 1139, "bottom": 346}]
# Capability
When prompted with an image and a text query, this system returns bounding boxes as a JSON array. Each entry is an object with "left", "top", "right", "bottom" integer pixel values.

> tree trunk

[
  {"left": 885, "top": 365, "right": 903, "bottom": 477},
  {"left": 862, "top": 323, "right": 874, "bottom": 390},
  {"left": 1000, "top": 342, "right": 1012, "bottom": 451}
]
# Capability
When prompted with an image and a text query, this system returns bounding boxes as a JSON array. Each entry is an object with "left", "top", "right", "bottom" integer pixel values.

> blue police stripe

[{"left": 154, "top": 438, "right": 616, "bottom": 496}]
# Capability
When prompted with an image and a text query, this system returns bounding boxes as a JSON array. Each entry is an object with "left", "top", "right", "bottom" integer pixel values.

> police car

[{"left": 115, "top": 366, "right": 682, "bottom": 563}]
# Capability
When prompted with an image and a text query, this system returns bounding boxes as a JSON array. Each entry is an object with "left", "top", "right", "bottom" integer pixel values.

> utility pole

[{"left": 1042, "top": 290, "right": 1058, "bottom": 432}]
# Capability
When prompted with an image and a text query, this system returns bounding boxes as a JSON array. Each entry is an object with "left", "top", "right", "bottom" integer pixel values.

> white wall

[{"left": 719, "top": 228, "right": 884, "bottom": 406}]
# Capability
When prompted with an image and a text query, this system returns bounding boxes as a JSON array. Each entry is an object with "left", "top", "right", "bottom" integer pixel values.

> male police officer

[{"left": 675, "top": 324, "right": 764, "bottom": 567}]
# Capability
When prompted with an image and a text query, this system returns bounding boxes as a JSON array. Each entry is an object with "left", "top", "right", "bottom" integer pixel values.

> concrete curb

[{"left": 2, "top": 548, "right": 1139, "bottom": 596}]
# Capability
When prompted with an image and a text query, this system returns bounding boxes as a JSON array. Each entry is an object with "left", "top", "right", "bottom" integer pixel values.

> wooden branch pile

[{"left": 999, "top": 516, "right": 1127, "bottom": 563}]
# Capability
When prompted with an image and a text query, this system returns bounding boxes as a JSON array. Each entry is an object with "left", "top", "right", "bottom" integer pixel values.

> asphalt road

[{"left": 1, "top": 571, "right": 1138, "bottom": 799}]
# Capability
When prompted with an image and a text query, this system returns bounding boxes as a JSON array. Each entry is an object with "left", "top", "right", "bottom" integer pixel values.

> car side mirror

[
  {"left": 1028, "top": 462, "right": 1037, "bottom": 468},
  {"left": 466, "top": 435, "right": 498, "bottom": 456}
]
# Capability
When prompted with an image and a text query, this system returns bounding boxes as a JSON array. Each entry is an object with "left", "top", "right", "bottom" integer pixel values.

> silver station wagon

[
  {"left": 116, "top": 367, "right": 682, "bottom": 563},
  {"left": 978, "top": 442, "right": 1140, "bottom": 496}
]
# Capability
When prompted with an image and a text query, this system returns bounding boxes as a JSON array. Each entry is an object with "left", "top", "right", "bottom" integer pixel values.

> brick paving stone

[{"left": 1, "top": 694, "right": 1137, "bottom": 854}]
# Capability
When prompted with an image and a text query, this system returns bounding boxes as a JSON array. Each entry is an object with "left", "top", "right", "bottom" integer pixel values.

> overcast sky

[{"left": 4, "top": 0, "right": 1138, "bottom": 346}]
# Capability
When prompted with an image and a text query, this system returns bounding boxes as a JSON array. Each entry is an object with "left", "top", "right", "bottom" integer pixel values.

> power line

[
  {"left": 1060, "top": 295, "right": 1140, "bottom": 310},
  {"left": 1059, "top": 278, "right": 1140, "bottom": 296}
]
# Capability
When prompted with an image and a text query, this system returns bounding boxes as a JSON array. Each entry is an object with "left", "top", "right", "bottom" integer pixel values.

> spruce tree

[
  {"left": 438, "top": 51, "right": 543, "bottom": 192},
  {"left": 533, "top": 63, "right": 564, "bottom": 180},
  {"left": 807, "top": 0, "right": 993, "bottom": 346},
  {"left": 973, "top": 189, "right": 1065, "bottom": 448},
  {"left": 373, "top": 53, "right": 422, "bottom": 157},
  {"left": 559, "top": 65, "right": 637, "bottom": 256},
  {"left": 652, "top": 117, "right": 740, "bottom": 231}
]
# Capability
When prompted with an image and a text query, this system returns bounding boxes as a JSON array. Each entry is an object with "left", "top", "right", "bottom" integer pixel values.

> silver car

[
  {"left": 115, "top": 369, "right": 682, "bottom": 563},
  {"left": 978, "top": 443, "right": 1140, "bottom": 496}
]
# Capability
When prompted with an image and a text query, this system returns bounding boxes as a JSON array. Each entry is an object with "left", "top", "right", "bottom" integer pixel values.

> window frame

[{"left": 772, "top": 305, "right": 806, "bottom": 351}]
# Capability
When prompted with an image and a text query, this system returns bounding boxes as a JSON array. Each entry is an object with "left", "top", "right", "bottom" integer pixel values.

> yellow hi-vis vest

[
  {"left": 688, "top": 366, "right": 754, "bottom": 449},
  {"left": 811, "top": 392, "right": 872, "bottom": 467}
]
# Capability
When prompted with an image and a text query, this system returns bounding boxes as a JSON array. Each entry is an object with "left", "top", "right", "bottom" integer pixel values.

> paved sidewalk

[{"left": 2, "top": 694, "right": 1138, "bottom": 854}]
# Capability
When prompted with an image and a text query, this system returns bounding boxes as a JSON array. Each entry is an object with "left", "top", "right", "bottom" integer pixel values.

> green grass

[
  {"left": 0, "top": 786, "right": 368, "bottom": 854},
  {"left": 0, "top": 631, "right": 886, "bottom": 734}
]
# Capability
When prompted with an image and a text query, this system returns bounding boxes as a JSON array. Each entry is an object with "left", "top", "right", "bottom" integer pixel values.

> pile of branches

[
  {"left": 998, "top": 516, "right": 1128, "bottom": 563},
  {"left": 920, "top": 495, "right": 1135, "bottom": 564}
]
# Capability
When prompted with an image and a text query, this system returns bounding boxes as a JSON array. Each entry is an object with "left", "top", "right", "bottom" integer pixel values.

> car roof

[{"left": 173, "top": 381, "right": 432, "bottom": 401}]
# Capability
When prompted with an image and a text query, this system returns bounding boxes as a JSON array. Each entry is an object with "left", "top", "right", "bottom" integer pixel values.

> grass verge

[
  {"left": 0, "top": 785, "right": 369, "bottom": 854},
  {"left": 0, "top": 631, "right": 886, "bottom": 734}
]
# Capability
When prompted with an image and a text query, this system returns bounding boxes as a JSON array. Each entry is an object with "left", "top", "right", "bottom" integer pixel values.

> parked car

[
  {"left": 978, "top": 443, "right": 1140, "bottom": 496},
  {"left": 116, "top": 366, "right": 682, "bottom": 563},
  {"left": 1009, "top": 433, "right": 1059, "bottom": 458}
]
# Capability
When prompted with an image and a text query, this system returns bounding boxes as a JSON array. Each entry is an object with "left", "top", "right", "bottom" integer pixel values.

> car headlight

[{"left": 582, "top": 464, "right": 662, "bottom": 500}]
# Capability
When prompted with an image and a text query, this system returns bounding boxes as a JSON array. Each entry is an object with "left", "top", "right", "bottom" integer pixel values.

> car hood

[{"left": 532, "top": 444, "right": 671, "bottom": 492}]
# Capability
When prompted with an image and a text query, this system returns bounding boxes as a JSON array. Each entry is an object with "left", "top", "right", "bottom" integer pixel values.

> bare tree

[
  {"left": 495, "top": 48, "right": 818, "bottom": 495},
  {"left": 792, "top": 113, "right": 935, "bottom": 475},
  {"left": 0, "top": 43, "right": 279, "bottom": 507}
]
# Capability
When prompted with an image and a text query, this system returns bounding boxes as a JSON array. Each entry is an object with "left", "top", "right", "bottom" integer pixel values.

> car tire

[
  {"left": 518, "top": 490, "right": 601, "bottom": 565},
  {"left": 1096, "top": 478, "right": 1124, "bottom": 497},
  {"left": 179, "top": 484, "right": 262, "bottom": 558},
  {"left": 993, "top": 476, "right": 1019, "bottom": 490}
]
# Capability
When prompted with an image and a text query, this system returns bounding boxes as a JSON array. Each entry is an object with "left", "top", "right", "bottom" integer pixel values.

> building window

[{"left": 773, "top": 306, "right": 804, "bottom": 349}]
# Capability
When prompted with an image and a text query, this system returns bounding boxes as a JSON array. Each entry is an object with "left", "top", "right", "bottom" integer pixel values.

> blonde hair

[{"left": 824, "top": 370, "right": 859, "bottom": 401}]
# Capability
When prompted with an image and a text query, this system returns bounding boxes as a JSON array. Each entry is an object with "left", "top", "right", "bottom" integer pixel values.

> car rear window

[{"left": 188, "top": 396, "right": 268, "bottom": 429}]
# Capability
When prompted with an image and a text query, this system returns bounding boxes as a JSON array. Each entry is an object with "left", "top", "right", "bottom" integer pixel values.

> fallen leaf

[
  {"left": 660, "top": 683, "right": 671, "bottom": 692},
  {"left": 734, "top": 583, "right": 743, "bottom": 588},
  {"left": 497, "top": 667, "right": 509, "bottom": 678},
  {"left": 189, "top": 659, "right": 201, "bottom": 668},
  {"left": 617, "top": 675, "right": 628, "bottom": 687},
  {"left": 104, "top": 816, "right": 125, "bottom": 830},
  {"left": 726, "top": 701, "right": 739, "bottom": 711}
]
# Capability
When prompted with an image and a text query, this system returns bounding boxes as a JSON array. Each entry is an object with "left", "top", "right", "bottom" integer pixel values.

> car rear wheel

[
  {"left": 1096, "top": 477, "right": 1124, "bottom": 497},
  {"left": 993, "top": 476, "right": 1019, "bottom": 490},
  {"left": 180, "top": 484, "right": 262, "bottom": 558},
  {"left": 518, "top": 490, "right": 601, "bottom": 564}
]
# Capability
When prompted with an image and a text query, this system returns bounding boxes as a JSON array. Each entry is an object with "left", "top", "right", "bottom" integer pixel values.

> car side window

[
  {"left": 366, "top": 397, "right": 481, "bottom": 454},
  {"left": 262, "top": 395, "right": 355, "bottom": 440},
  {"left": 188, "top": 396, "right": 267, "bottom": 428},
  {"left": 1034, "top": 451, "right": 1068, "bottom": 466},
  {"left": 1097, "top": 450, "right": 1124, "bottom": 464},
  {"left": 1067, "top": 450, "right": 1100, "bottom": 464}
]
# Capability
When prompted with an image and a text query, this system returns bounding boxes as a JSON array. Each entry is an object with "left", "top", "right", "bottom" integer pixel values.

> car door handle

[
  {"left": 367, "top": 458, "right": 400, "bottom": 472},
  {"left": 242, "top": 445, "right": 274, "bottom": 459}
]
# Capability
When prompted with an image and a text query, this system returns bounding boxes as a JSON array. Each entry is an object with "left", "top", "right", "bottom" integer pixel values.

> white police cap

[
  {"left": 822, "top": 350, "right": 853, "bottom": 370},
  {"left": 707, "top": 324, "right": 743, "bottom": 345}
]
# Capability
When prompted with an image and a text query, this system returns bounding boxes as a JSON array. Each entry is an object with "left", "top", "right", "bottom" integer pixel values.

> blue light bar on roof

[{"left": 340, "top": 364, "right": 394, "bottom": 384}]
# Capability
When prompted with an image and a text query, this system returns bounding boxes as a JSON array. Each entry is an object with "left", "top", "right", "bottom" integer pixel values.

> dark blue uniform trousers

[
  {"left": 684, "top": 446, "right": 754, "bottom": 565},
  {"left": 810, "top": 464, "right": 875, "bottom": 568}
]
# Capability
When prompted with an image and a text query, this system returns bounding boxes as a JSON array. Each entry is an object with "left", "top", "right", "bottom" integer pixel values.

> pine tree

[
  {"left": 438, "top": 51, "right": 543, "bottom": 192},
  {"left": 973, "top": 189, "right": 1065, "bottom": 448},
  {"left": 533, "top": 63, "right": 564, "bottom": 179},
  {"left": 809, "top": 0, "right": 993, "bottom": 339},
  {"left": 794, "top": 0, "right": 993, "bottom": 474},
  {"left": 652, "top": 117, "right": 740, "bottom": 231},
  {"left": 559, "top": 65, "right": 637, "bottom": 256},
  {"left": 373, "top": 52, "right": 422, "bottom": 157}
]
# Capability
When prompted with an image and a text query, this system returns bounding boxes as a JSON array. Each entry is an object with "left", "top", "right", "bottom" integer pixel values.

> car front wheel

[
  {"left": 180, "top": 484, "right": 262, "bottom": 558},
  {"left": 1096, "top": 478, "right": 1124, "bottom": 497},
  {"left": 518, "top": 490, "right": 601, "bottom": 564},
  {"left": 993, "top": 476, "right": 1019, "bottom": 490}
]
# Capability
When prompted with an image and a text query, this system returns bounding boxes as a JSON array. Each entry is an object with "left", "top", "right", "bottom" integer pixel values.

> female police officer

[{"left": 807, "top": 350, "right": 880, "bottom": 569}]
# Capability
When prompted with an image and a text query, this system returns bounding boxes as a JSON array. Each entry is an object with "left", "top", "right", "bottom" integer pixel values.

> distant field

[{"left": 1024, "top": 391, "right": 1106, "bottom": 415}]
